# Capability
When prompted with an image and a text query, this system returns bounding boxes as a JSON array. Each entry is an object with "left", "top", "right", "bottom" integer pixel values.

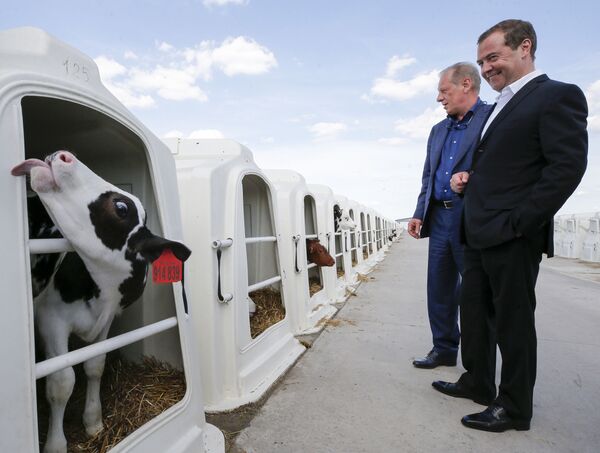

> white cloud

[
  {"left": 189, "top": 129, "right": 226, "bottom": 139},
  {"left": 128, "top": 66, "right": 208, "bottom": 101},
  {"left": 95, "top": 55, "right": 127, "bottom": 79},
  {"left": 365, "top": 55, "right": 438, "bottom": 102},
  {"left": 589, "top": 116, "right": 600, "bottom": 132},
  {"left": 203, "top": 0, "right": 248, "bottom": 6},
  {"left": 157, "top": 41, "right": 174, "bottom": 52},
  {"left": 94, "top": 35, "right": 276, "bottom": 108},
  {"left": 394, "top": 106, "right": 445, "bottom": 139},
  {"left": 378, "top": 137, "right": 409, "bottom": 146},
  {"left": 212, "top": 37, "right": 277, "bottom": 76},
  {"left": 95, "top": 56, "right": 155, "bottom": 108},
  {"left": 104, "top": 81, "right": 156, "bottom": 108},
  {"left": 308, "top": 122, "right": 348, "bottom": 139},
  {"left": 385, "top": 55, "right": 416, "bottom": 78},
  {"left": 163, "top": 130, "right": 184, "bottom": 138},
  {"left": 124, "top": 50, "right": 138, "bottom": 60},
  {"left": 586, "top": 80, "right": 600, "bottom": 132},
  {"left": 370, "top": 69, "right": 439, "bottom": 101}
]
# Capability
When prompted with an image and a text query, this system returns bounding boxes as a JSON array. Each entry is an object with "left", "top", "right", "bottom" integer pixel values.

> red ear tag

[{"left": 152, "top": 249, "right": 182, "bottom": 284}]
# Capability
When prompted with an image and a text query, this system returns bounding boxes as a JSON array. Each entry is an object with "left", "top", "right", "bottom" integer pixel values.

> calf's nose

[{"left": 46, "top": 150, "right": 75, "bottom": 165}]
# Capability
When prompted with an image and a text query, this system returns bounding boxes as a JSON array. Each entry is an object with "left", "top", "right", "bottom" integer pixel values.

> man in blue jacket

[{"left": 408, "top": 62, "right": 493, "bottom": 369}]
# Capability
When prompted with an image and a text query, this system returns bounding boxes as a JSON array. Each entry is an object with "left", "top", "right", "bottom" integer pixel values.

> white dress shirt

[{"left": 480, "top": 69, "right": 543, "bottom": 138}]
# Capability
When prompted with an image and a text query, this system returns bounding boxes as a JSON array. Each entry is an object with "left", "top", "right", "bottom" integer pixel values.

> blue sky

[{"left": 3, "top": 0, "right": 600, "bottom": 218}]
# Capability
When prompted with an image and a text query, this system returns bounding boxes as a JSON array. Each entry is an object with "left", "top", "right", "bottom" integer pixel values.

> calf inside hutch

[
  {"left": 304, "top": 195, "right": 326, "bottom": 296},
  {"left": 333, "top": 204, "right": 345, "bottom": 278},
  {"left": 19, "top": 96, "right": 190, "bottom": 452}
]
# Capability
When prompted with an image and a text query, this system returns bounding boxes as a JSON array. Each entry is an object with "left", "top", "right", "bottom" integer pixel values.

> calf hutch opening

[
  {"left": 304, "top": 194, "right": 325, "bottom": 297},
  {"left": 333, "top": 203, "right": 346, "bottom": 279},
  {"left": 361, "top": 212, "right": 369, "bottom": 260},
  {"left": 243, "top": 174, "right": 286, "bottom": 339},
  {"left": 367, "top": 214, "right": 374, "bottom": 255},
  {"left": 20, "top": 96, "right": 188, "bottom": 452},
  {"left": 349, "top": 208, "right": 358, "bottom": 267}
]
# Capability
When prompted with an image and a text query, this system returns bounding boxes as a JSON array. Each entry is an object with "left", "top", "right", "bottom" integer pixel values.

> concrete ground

[{"left": 233, "top": 235, "right": 600, "bottom": 453}]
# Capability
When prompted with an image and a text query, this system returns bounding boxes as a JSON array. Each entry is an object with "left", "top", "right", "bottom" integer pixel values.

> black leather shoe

[
  {"left": 461, "top": 403, "right": 530, "bottom": 432},
  {"left": 431, "top": 380, "right": 493, "bottom": 406},
  {"left": 412, "top": 350, "right": 456, "bottom": 369}
]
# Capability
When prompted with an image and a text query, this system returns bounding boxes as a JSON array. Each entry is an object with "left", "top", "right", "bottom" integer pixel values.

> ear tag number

[{"left": 152, "top": 249, "right": 182, "bottom": 283}]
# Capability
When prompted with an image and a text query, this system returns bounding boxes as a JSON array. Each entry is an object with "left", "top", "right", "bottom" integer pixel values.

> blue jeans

[{"left": 426, "top": 203, "right": 463, "bottom": 356}]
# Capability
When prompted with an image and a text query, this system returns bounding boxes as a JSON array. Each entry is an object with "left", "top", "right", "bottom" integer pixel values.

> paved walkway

[{"left": 234, "top": 235, "right": 600, "bottom": 453}]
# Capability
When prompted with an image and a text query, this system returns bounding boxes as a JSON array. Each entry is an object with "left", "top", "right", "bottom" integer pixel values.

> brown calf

[{"left": 306, "top": 239, "right": 335, "bottom": 267}]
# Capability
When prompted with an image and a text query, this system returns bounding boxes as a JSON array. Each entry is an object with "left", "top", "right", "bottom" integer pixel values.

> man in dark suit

[
  {"left": 432, "top": 19, "right": 588, "bottom": 432},
  {"left": 408, "top": 62, "right": 493, "bottom": 369}
]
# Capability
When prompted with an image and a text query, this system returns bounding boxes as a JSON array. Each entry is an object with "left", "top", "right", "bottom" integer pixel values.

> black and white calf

[
  {"left": 333, "top": 205, "right": 356, "bottom": 232},
  {"left": 12, "top": 151, "right": 191, "bottom": 453}
]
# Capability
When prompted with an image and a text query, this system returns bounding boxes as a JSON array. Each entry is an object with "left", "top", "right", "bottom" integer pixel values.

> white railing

[
  {"left": 36, "top": 317, "right": 178, "bottom": 379},
  {"left": 29, "top": 238, "right": 74, "bottom": 254},
  {"left": 248, "top": 275, "right": 282, "bottom": 293},
  {"left": 245, "top": 236, "right": 277, "bottom": 244}
]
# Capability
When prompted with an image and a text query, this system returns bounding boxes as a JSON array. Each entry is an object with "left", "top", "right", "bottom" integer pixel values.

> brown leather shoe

[
  {"left": 431, "top": 380, "right": 493, "bottom": 406},
  {"left": 461, "top": 403, "right": 530, "bottom": 432},
  {"left": 412, "top": 350, "right": 456, "bottom": 369}
]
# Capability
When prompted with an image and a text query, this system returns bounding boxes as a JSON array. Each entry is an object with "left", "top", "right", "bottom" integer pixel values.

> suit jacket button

[{"left": 477, "top": 148, "right": 484, "bottom": 153}]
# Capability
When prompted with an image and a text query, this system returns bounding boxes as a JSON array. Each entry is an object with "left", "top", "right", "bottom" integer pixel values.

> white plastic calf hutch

[
  {"left": 361, "top": 208, "right": 381, "bottom": 268},
  {"left": 559, "top": 216, "right": 583, "bottom": 259},
  {"left": 0, "top": 27, "right": 223, "bottom": 453},
  {"left": 346, "top": 200, "right": 364, "bottom": 270},
  {"left": 332, "top": 194, "right": 360, "bottom": 289},
  {"left": 264, "top": 171, "right": 337, "bottom": 334},
  {"left": 581, "top": 214, "right": 600, "bottom": 262},
  {"left": 167, "top": 139, "right": 305, "bottom": 411},
  {"left": 553, "top": 217, "right": 565, "bottom": 257},
  {"left": 307, "top": 183, "right": 349, "bottom": 304}
]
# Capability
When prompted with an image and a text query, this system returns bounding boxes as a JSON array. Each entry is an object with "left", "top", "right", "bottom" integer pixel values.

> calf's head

[
  {"left": 306, "top": 239, "right": 335, "bottom": 267},
  {"left": 339, "top": 211, "right": 356, "bottom": 231},
  {"left": 12, "top": 150, "right": 190, "bottom": 267}
]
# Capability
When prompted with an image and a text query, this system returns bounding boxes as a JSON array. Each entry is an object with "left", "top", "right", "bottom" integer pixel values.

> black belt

[{"left": 432, "top": 199, "right": 454, "bottom": 209}]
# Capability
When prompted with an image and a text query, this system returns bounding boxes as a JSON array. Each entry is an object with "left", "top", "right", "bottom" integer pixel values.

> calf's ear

[{"left": 129, "top": 228, "right": 192, "bottom": 262}]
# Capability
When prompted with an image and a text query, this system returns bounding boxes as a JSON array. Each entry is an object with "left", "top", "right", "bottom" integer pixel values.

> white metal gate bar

[
  {"left": 307, "top": 263, "right": 317, "bottom": 270},
  {"left": 29, "top": 238, "right": 74, "bottom": 254},
  {"left": 248, "top": 275, "right": 282, "bottom": 293},
  {"left": 245, "top": 236, "right": 277, "bottom": 244},
  {"left": 35, "top": 316, "right": 178, "bottom": 379},
  {"left": 305, "top": 234, "right": 318, "bottom": 239}
]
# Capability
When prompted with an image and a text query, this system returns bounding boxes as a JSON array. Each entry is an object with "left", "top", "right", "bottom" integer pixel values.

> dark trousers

[
  {"left": 458, "top": 235, "right": 543, "bottom": 421},
  {"left": 427, "top": 204, "right": 463, "bottom": 356}
]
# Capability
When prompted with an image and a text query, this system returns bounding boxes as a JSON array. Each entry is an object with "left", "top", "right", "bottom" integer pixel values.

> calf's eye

[{"left": 114, "top": 200, "right": 129, "bottom": 218}]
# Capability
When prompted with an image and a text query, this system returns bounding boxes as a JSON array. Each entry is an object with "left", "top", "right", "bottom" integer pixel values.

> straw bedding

[
  {"left": 37, "top": 355, "right": 185, "bottom": 453},
  {"left": 249, "top": 288, "right": 286, "bottom": 338},
  {"left": 309, "top": 277, "right": 323, "bottom": 296}
]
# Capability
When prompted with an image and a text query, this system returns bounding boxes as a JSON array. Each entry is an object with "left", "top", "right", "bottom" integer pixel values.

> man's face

[
  {"left": 436, "top": 71, "right": 465, "bottom": 117},
  {"left": 477, "top": 30, "right": 529, "bottom": 92}
]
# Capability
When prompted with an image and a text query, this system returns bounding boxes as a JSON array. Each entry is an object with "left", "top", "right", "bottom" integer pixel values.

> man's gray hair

[{"left": 440, "top": 62, "right": 481, "bottom": 93}]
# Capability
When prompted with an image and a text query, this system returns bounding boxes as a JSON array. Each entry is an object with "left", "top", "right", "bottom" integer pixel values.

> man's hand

[
  {"left": 408, "top": 218, "right": 422, "bottom": 239},
  {"left": 450, "top": 171, "right": 470, "bottom": 194}
]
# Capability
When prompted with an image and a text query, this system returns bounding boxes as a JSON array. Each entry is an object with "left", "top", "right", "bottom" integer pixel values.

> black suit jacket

[{"left": 463, "top": 74, "right": 588, "bottom": 256}]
